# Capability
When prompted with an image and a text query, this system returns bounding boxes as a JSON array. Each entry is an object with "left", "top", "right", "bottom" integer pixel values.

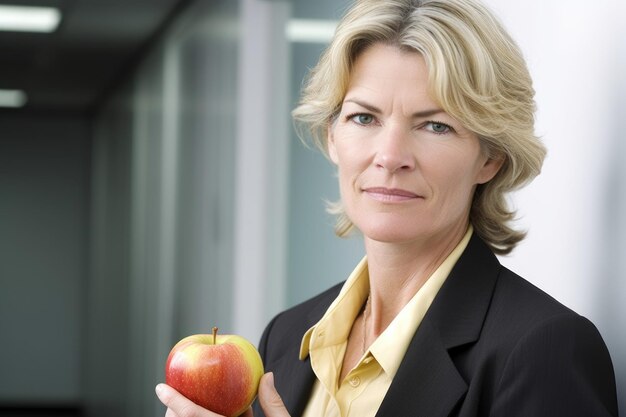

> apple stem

[{"left": 212, "top": 327, "right": 218, "bottom": 344}]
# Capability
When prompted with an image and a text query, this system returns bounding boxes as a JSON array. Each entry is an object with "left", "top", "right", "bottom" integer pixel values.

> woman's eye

[
  {"left": 425, "top": 121, "right": 451, "bottom": 134},
  {"left": 350, "top": 113, "right": 374, "bottom": 125}
]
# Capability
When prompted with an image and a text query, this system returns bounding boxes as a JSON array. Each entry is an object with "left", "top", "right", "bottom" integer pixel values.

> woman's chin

[{"left": 358, "top": 223, "right": 426, "bottom": 245}]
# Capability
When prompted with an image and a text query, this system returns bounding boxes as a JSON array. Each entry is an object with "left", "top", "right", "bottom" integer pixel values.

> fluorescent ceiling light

[
  {"left": 286, "top": 19, "right": 337, "bottom": 43},
  {"left": 0, "top": 89, "right": 28, "bottom": 107},
  {"left": 0, "top": 5, "right": 61, "bottom": 33}
]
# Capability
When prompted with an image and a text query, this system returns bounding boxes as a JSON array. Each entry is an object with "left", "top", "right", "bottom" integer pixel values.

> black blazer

[{"left": 253, "top": 234, "right": 618, "bottom": 416}]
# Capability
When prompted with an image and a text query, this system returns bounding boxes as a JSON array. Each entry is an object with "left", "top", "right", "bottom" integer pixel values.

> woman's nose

[{"left": 373, "top": 128, "right": 415, "bottom": 173}]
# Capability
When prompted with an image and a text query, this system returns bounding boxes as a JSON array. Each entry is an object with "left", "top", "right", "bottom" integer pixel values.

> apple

[{"left": 165, "top": 327, "right": 264, "bottom": 417}]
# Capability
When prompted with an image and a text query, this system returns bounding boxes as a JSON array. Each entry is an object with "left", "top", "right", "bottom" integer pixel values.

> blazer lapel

[
  {"left": 376, "top": 234, "right": 501, "bottom": 417},
  {"left": 376, "top": 319, "right": 468, "bottom": 417}
]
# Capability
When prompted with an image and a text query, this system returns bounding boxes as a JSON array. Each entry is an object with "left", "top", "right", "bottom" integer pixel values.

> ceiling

[{"left": 0, "top": 0, "right": 188, "bottom": 114}]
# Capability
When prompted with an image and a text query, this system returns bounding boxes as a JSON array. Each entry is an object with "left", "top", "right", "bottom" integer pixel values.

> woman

[{"left": 157, "top": 0, "right": 618, "bottom": 415}]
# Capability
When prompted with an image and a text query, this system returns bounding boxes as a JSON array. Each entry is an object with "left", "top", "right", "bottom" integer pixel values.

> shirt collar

[{"left": 299, "top": 256, "right": 370, "bottom": 360}]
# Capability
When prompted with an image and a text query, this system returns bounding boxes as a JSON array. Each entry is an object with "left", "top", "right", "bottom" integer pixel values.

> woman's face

[{"left": 328, "top": 43, "right": 501, "bottom": 245}]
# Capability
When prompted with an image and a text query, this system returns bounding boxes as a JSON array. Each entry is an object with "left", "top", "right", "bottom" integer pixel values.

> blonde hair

[{"left": 292, "top": 0, "right": 546, "bottom": 255}]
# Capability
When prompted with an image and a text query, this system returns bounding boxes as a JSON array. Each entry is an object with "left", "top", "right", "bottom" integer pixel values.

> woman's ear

[
  {"left": 327, "top": 124, "right": 339, "bottom": 164},
  {"left": 476, "top": 154, "right": 505, "bottom": 184}
]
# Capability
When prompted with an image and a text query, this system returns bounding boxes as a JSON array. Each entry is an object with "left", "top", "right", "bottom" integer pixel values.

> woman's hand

[
  {"left": 156, "top": 372, "right": 291, "bottom": 417},
  {"left": 155, "top": 383, "right": 233, "bottom": 417}
]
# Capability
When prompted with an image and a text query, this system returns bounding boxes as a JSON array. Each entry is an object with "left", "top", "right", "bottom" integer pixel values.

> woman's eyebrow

[
  {"left": 343, "top": 98, "right": 444, "bottom": 118},
  {"left": 343, "top": 98, "right": 382, "bottom": 114}
]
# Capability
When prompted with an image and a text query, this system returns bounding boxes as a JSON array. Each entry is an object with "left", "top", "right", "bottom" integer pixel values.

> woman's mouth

[{"left": 362, "top": 187, "right": 422, "bottom": 202}]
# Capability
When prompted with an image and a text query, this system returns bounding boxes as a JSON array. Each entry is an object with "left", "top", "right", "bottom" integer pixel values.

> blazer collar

[{"left": 375, "top": 233, "right": 501, "bottom": 417}]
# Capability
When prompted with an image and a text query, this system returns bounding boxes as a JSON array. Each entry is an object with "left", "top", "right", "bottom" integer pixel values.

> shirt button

[
  {"left": 363, "top": 357, "right": 373, "bottom": 364},
  {"left": 349, "top": 376, "right": 361, "bottom": 387}
]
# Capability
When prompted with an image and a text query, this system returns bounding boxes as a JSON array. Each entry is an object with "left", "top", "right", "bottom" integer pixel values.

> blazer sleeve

[{"left": 490, "top": 313, "right": 618, "bottom": 416}]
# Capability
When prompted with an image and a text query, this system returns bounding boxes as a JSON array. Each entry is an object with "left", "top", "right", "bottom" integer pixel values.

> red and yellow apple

[{"left": 165, "top": 327, "right": 264, "bottom": 417}]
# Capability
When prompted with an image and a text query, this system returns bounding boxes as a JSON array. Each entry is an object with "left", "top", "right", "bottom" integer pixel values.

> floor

[{"left": 0, "top": 406, "right": 83, "bottom": 417}]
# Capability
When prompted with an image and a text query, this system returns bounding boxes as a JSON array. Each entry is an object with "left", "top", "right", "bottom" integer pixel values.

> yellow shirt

[{"left": 299, "top": 227, "right": 473, "bottom": 417}]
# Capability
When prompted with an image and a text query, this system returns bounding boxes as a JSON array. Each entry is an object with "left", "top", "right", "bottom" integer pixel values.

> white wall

[{"left": 484, "top": 0, "right": 626, "bottom": 408}]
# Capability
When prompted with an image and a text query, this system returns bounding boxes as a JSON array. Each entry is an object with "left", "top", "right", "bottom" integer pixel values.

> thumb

[{"left": 258, "top": 372, "right": 291, "bottom": 417}]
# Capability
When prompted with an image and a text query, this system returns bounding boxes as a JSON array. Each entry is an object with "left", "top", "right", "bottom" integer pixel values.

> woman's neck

[{"left": 363, "top": 222, "right": 469, "bottom": 335}]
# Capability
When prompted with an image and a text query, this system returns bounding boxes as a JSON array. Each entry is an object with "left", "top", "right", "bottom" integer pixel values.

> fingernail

[
  {"left": 265, "top": 372, "right": 274, "bottom": 387},
  {"left": 155, "top": 384, "right": 164, "bottom": 398}
]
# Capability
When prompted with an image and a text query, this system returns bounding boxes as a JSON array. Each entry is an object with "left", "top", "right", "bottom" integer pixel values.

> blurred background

[{"left": 0, "top": 0, "right": 624, "bottom": 416}]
